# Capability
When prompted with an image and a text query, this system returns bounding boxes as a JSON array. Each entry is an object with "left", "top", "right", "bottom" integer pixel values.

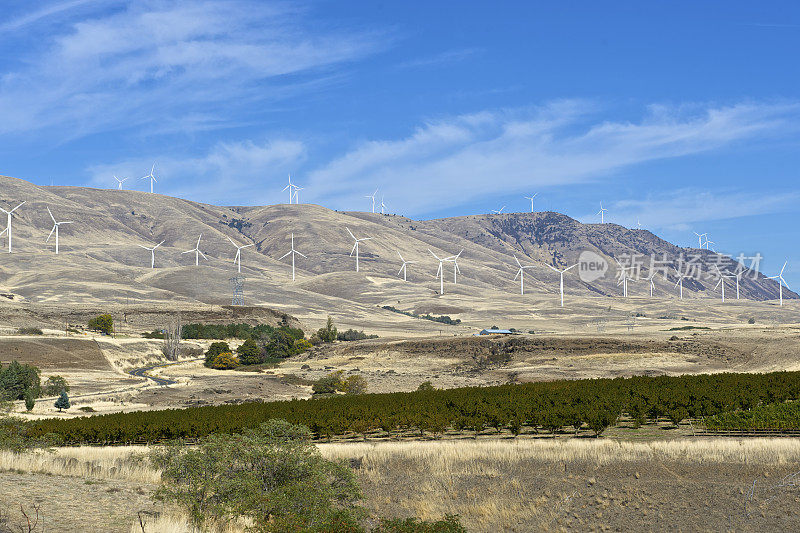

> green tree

[
  {"left": 24, "top": 390, "right": 35, "bottom": 412},
  {"left": 43, "top": 376, "right": 70, "bottom": 396},
  {"left": 204, "top": 341, "right": 231, "bottom": 367},
  {"left": 87, "top": 314, "right": 114, "bottom": 335},
  {"left": 54, "top": 391, "right": 70, "bottom": 412},
  {"left": 316, "top": 316, "right": 338, "bottom": 343},
  {"left": 149, "top": 419, "right": 362, "bottom": 531},
  {"left": 236, "top": 338, "right": 263, "bottom": 365},
  {"left": 0, "top": 361, "right": 41, "bottom": 401},
  {"left": 263, "top": 329, "right": 299, "bottom": 359}
]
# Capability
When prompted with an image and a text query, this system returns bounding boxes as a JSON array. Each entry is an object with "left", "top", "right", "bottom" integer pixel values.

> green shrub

[
  {"left": 312, "top": 371, "right": 344, "bottom": 395},
  {"left": 149, "top": 419, "right": 362, "bottom": 531},
  {"left": 17, "top": 327, "right": 43, "bottom": 335},
  {"left": 417, "top": 381, "right": 435, "bottom": 392},
  {"left": 340, "top": 375, "right": 368, "bottom": 395},
  {"left": 78, "top": 406, "right": 96, "bottom": 413},
  {"left": 208, "top": 353, "right": 239, "bottom": 370},
  {"left": 87, "top": 314, "right": 114, "bottom": 335},
  {"left": 748, "top": 317, "right": 756, "bottom": 324},
  {"left": 294, "top": 338, "right": 313, "bottom": 353},
  {"left": 24, "top": 390, "right": 35, "bottom": 412},
  {"left": 43, "top": 376, "right": 69, "bottom": 397},
  {"left": 337, "top": 329, "right": 378, "bottom": 342},
  {"left": 373, "top": 515, "right": 466, "bottom": 533},
  {"left": 236, "top": 338, "right": 263, "bottom": 365},
  {"left": 315, "top": 317, "right": 338, "bottom": 343},
  {"left": 204, "top": 342, "right": 231, "bottom": 367}
]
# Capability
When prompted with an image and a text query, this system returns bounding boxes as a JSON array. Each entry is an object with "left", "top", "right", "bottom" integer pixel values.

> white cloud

[
  {"left": 305, "top": 101, "right": 800, "bottom": 215},
  {"left": 0, "top": 1, "right": 381, "bottom": 139}
]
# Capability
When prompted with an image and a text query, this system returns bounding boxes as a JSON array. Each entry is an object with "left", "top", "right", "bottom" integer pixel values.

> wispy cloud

[
  {"left": 397, "top": 47, "right": 481, "bottom": 69},
  {"left": 0, "top": 1, "right": 383, "bottom": 139},
  {"left": 304, "top": 100, "right": 800, "bottom": 215}
]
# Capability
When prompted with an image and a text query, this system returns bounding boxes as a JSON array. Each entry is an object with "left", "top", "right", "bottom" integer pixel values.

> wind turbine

[
  {"left": 597, "top": 202, "right": 608, "bottom": 223},
  {"left": 227, "top": 236, "right": 254, "bottom": 273},
  {"left": 637, "top": 218, "right": 642, "bottom": 230},
  {"left": 713, "top": 266, "right": 735, "bottom": 303},
  {"left": 644, "top": 273, "right": 656, "bottom": 297},
  {"left": 138, "top": 240, "right": 165, "bottom": 268},
  {"left": 397, "top": 251, "right": 416, "bottom": 282},
  {"left": 292, "top": 186, "right": 304, "bottom": 204},
  {"left": 282, "top": 174, "right": 301, "bottom": 204},
  {"left": 182, "top": 234, "right": 207, "bottom": 266},
  {"left": 45, "top": 207, "right": 73, "bottom": 254},
  {"left": 445, "top": 250, "right": 463, "bottom": 283},
  {"left": 693, "top": 232, "right": 707, "bottom": 248},
  {"left": 673, "top": 268, "right": 688, "bottom": 300},
  {"left": 140, "top": 163, "right": 157, "bottom": 193},
  {"left": 429, "top": 250, "right": 446, "bottom": 295},
  {"left": 524, "top": 194, "right": 537, "bottom": 213},
  {"left": 380, "top": 195, "right": 386, "bottom": 215},
  {"left": 347, "top": 227, "right": 371, "bottom": 272},
  {"left": 615, "top": 260, "right": 635, "bottom": 297},
  {"left": 0, "top": 202, "right": 25, "bottom": 253},
  {"left": 733, "top": 270, "right": 745, "bottom": 300},
  {"left": 279, "top": 233, "right": 306, "bottom": 281},
  {"left": 492, "top": 206, "right": 506, "bottom": 214},
  {"left": 706, "top": 240, "right": 716, "bottom": 252},
  {"left": 113, "top": 175, "right": 128, "bottom": 190},
  {"left": 365, "top": 189, "right": 378, "bottom": 213},
  {"left": 513, "top": 255, "right": 535, "bottom": 295},
  {"left": 767, "top": 261, "right": 790, "bottom": 306},
  {"left": 546, "top": 263, "right": 578, "bottom": 307}
]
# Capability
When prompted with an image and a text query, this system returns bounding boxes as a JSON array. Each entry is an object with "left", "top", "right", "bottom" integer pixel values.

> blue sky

[{"left": 1, "top": 1, "right": 799, "bottom": 286}]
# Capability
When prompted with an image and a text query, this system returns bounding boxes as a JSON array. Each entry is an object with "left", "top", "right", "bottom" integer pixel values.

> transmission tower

[{"left": 229, "top": 276, "right": 245, "bottom": 306}]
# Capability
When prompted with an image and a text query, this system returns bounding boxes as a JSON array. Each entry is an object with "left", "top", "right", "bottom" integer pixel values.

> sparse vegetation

[
  {"left": 667, "top": 325, "right": 710, "bottom": 331},
  {"left": 16, "top": 327, "right": 43, "bottom": 335},
  {"left": 338, "top": 329, "right": 379, "bottom": 341},
  {"left": 381, "top": 306, "right": 461, "bottom": 325},
  {"left": 340, "top": 375, "right": 368, "bottom": 395}
]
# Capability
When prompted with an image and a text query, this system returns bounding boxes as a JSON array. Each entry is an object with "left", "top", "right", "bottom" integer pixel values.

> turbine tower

[
  {"left": 713, "top": 266, "right": 735, "bottom": 303},
  {"left": 397, "top": 251, "right": 416, "bottom": 282},
  {"left": 733, "top": 270, "right": 745, "bottom": 300},
  {"left": 429, "top": 250, "right": 446, "bottom": 295},
  {"left": 283, "top": 174, "right": 301, "bottom": 204},
  {"left": 597, "top": 202, "right": 608, "bottom": 223},
  {"left": 492, "top": 206, "right": 506, "bottom": 214},
  {"left": 644, "top": 273, "right": 656, "bottom": 297},
  {"left": 365, "top": 189, "right": 378, "bottom": 213},
  {"left": 227, "top": 236, "right": 254, "bottom": 273},
  {"left": 693, "top": 232, "right": 707, "bottom": 249},
  {"left": 615, "top": 260, "right": 635, "bottom": 297},
  {"left": 113, "top": 175, "right": 128, "bottom": 190},
  {"left": 347, "top": 227, "right": 371, "bottom": 272},
  {"left": 45, "top": 207, "right": 72, "bottom": 254},
  {"left": 140, "top": 163, "right": 157, "bottom": 193},
  {"left": 445, "top": 250, "right": 463, "bottom": 283},
  {"left": 279, "top": 233, "right": 306, "bottom": 281},
  {"left": 182, "top": 234, "right": 207, "bottom": 266},
  {"left": 546, "top": 263, "right": 578, "bottom": 307},
  {"left": 524, "top": 194, "right": 537, "bottom": 213},
  {"left": 673, "top": 268, "right": 688, "bottom": 300},
  {"left": 513, "top": 255, "right": 535, "bottom": 295},
  {"left": 0, "top": 202, "right": 25, "bottom": 253},
  {"left": 138, "top": 240, "right": 165, "bottom": 268},
  {"left": 380, "top": 195, "right": 386, "bottom": 215},
  {"left": 767, "top": 261, "right": 790, "bottom": 306}
]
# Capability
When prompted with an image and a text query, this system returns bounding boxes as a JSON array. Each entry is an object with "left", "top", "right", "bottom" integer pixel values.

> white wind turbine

[
  {"left": 182, "top": 234, "right": 207, "bottom": 266},
  {"left": 546, "top": 263, "right": 578, "bottom": 307},
  {"left": 693, "top": 232, "right": 707, "bottom": 248},
  {"left": 637, "top": 218, "right": 642, "bottom": 230},
  {"left": 227, "top": 236, "right": 254, "bottom": 273},
  {"left": 733, "top": 270, "right": 745, "bottom": 300},
  {"left": 615, "top": 260, "right": 635, "bottom": 297},
  {"left": 138, "top": 240, "right": 165, "bottom": 269},
  {"left": 380, "top": 195, "right": 386, "bottom": 215},
  {"left": 492, "top": 206, "right": 506, "bottom": 214},
  {"left": 644, "top": 273, "right": 656, "bottom": 297},
  {"left": 45, "top": 207, "right": 72, "bottom": 254},
  {"left": 713, "top": 266, "right": 735, "bottom": 303},
  {"left": 365, "top": 189, "right": 378, "bottom": 213},
  {"left": 767, "top": 261, "right": 790, "bottom": 307},
  {"left": 347, "top": 227, "right": 371, "bottom": 272},
  {"left": 524, "top": 194, "right": 537, "bottom": 213},
  {"left": 140, "top": 163, "right": 157, "bottom": 193},
  {"left": 429, "top": 250, "right": 446, "bottom": 295},
  {"left": 597, "top": 202, "right": 608, "bottom": 223},
  {"left": 397, "top": 251, "right": 416, "bottom": 282},
  {"left": 673, "top": 268, "right": 688, "bottom": 300},
  {"left": 279, "top": 233, "right": 306, "bottom": 281},
  {"left": 113, "top": 175, "right": 128, "bottom": 190},
  {"left": 445, "top": 250, "right": 463, "bottom": 284},
  {"left": 0, "top": 202, "right": 25, "bottom": 253},
  {"left": 513, "top": 255, "right": 535, "bottom": 295},
  {"left": 282, "top": 174, "right": 301, "bottom": 204}
]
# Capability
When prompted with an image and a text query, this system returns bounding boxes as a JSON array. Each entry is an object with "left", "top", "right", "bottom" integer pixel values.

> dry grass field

[{"left": 1, "top": 439, "right": 800, "bottom": 532}]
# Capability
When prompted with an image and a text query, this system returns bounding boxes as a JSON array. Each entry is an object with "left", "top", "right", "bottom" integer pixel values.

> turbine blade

[
  {"left": 546, "top": 264, "right": 560, "bottom": 273},
  {"left": 564, "top": 263, "right": 578, "bottom": 272},
  {"left": 46, "top": 225, "right": 56, "bottom": 243},
  {"left": 514, "top": 255, "right": 522, "bottom": 268},
  {"left": 241, "top": 243, "right": 254, "bottom": 249},
  {"left": 279, "top": 251, "right": 291, "bottom": 260},
  {"left": 296, "top": 251, "right": 306, "bottom": 258},
  {"left": 346, "top": 227, "right": 356, "bottom": 240},
  {"left": 47, "top": 207, "right": 56, "bottom": 223}
]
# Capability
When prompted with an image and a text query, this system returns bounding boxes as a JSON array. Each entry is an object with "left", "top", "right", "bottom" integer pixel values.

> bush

[
  {"left": 143, "top": 330, "right": 164, "bottom": 339},
  {"left": 312, "top": 371, "right": 344, "bottom": 395},
  {"left": 236, "top": 338, "right": 263, "bottom": 365},
  {"left": 316, "top": 317, "right": 338, "bottom": 343},
  {"left": 294, "top": 338, "right": 313, "bottom": 353},
  {"left": 337, "top": 329, "right": 378, "bottom": 342},
  {"left": 24, "top": 390, "right": 35, "bottom": 412},
  {"left": 204, "top": 342, "right": 231, "bottom": 368},
  {"left": 17, "top": 327, "right": 43, "bottom": 335},
  {"left": 87, "top": 314, "right": 113, "bottom": 335},
  {"left": 149, "top": 419, "right": 362, "bottom": 531},
  {"left": 208, "top": 353, "right": 239, "bottom": 370},
  {"left": 43, "top": 376, "right": 69, "bottom": 397},
  {"left": 748, "top": 317, "right": 756, "bottom": 324},
  {"left": 54, "top": 391, "right": 70, "bottom": 412},
  {"left": 417, "top": 381, "right": 435, "bottom": 392},
  {"left": 374, "top": 515, "right": 466, "bottom": 533},
  {"left": 340, "top": 375, "right": 368, "bottom": 395}
]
